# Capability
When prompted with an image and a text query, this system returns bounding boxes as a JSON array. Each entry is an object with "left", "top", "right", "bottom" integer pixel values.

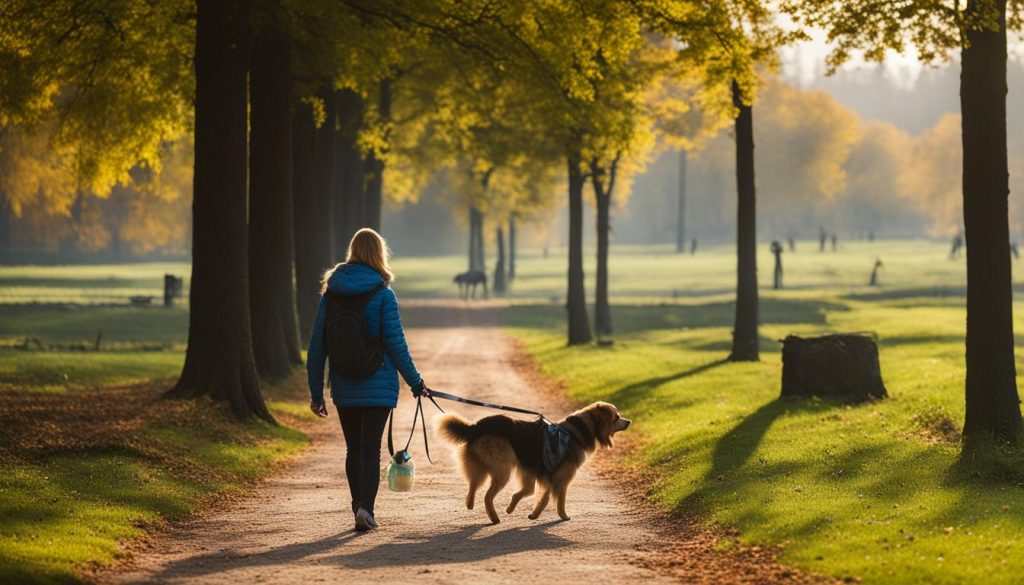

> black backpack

[{"left": 324, "top": 282, "right": 386, "bottom": 379}]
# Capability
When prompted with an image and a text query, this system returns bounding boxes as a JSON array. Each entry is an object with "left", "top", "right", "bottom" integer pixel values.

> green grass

[
  {"left": 0, "top": 352, "right": 183, "bottom": 393},
  {"left": 2, "top": 239, "right": 1022, "bottom": 583},
  {"left": 0, "top": 264, "right": 308, "bottom": 583},
  {"left": 504, "top": 240, "right": 1024, "bottom": 584},
  {"left": 0, "top": 416, "right": 307, "bottom": 584}
]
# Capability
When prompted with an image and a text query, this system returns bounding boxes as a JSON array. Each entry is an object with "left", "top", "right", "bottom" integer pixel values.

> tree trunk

[
  {"left": 167, "top": 0, "right": 272, "bottom": 422},
  {"left": 248, "top": 26, "right": 301, "bottom": 380},
  {"left": 730, "top": 80, "right": 759, "bottom": 362},
  {"left": 334, "top": 88, "right": 364, "bottom": 255},
  {"left": 676, "top": 149, "right": 687, "bottom": 254},
  {"left": 0, "top": 191, "right": 10, "bottom": 251},
  {"left": 508, "top": 214, "right": 516, "bottom": 280},
  {"left": 362, "top": 78, "right": 390, "bottom": 233},
  {"left": 295, "top": 90, "right": 336, "bottom": 341},
  {"left": 592, "top": 160, "right": 614, "bottom": 337},
  {"left": 494, "top": 226, "right": 507, "bottom": 293},
  {"left": 292, "top": 101, "right": 319, "bottom": 345},
  {"left": 567, "top": 138, "right": 593, "bottom": 346},
  {"left": 468, "top": 205, "right": 486, "bottom": 272},
  {"left": 961, "top": 0, "right": 1021, "bottom": 439}
]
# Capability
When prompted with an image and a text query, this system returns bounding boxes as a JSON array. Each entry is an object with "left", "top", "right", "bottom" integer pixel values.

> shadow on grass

[
  {"left": 502, "top": 298, "right": 848, "bottom": 335},
  {"left": 604, "top": 359, "right": 728, "bottom": 411},
  {"left": 705, "top": 398, "right": 838, "bottom": 483}
]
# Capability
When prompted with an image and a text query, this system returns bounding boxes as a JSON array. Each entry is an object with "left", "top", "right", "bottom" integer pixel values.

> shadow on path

[{"left": 328, "top": 520, "right": 570, "bottom": 569}]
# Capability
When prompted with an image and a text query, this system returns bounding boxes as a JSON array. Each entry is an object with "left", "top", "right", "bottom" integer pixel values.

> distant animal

[
  {"left": 454, "top": 270, "right": 488, "bottom": 300},
  {"left": 771, "top": 240, "right": 784, "bottom": 290},
  {"left": 438, "top": 402, "right": 631, "bottom": 524},
  {"left": 870, "top": 259, "right": 883, "bottom": 286},
  {"left": 950, "top": 234, "right": 963, "bottom": 259}
]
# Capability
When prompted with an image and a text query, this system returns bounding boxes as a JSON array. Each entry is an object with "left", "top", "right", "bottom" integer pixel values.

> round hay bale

[{"left": 781, "top": 333, "right": 887, "bottom": 402}]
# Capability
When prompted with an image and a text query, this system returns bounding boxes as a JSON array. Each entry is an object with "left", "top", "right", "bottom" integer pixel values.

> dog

[
  {"left": 437, "top": 402, "right": 631, "bottom": 524},
  {"left": 453, "top": 270, "right": 488, "bottom": 300}
]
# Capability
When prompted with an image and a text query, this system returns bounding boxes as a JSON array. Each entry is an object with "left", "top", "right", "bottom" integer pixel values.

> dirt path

[{"left": 104, "top": 301, "right": 821, "bottom": 585}]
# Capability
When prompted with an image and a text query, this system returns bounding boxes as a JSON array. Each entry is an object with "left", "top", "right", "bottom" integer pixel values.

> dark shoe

[{"left": 355, "top": 507, "right": 376, "bottom": 531}]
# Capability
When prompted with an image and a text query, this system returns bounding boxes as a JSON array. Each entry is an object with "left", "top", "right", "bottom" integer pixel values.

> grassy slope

[
  {"left": 0, "top": 271, "right": 311, "bottom": 584},
  {"left": 502, "top": 241, "right": 1024, "bottom": 584}
]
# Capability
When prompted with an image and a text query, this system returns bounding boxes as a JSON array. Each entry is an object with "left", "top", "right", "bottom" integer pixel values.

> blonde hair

[{"left": 320, "top": 228, "right": 394, "bottom": 293}]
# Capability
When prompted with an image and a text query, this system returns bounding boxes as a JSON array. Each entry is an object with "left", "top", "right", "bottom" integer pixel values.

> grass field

[
  {"left": 2, "top": 239, "right": 1023, "bottom": 583},
  {"left": 500, "top": 240, "right": 1024, "bottom": 584},
  {"left": 0, "top": 264, "right": 308, "bottom": 583}
]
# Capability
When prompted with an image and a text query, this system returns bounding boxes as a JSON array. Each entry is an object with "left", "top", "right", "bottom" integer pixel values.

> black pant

[{"left": 338, "top": 406, "right": 390, "bottom": 515}]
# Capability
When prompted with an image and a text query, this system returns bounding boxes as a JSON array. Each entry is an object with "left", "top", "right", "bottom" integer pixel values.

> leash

[
  {"left": 424, "top": 388, "right": 549, "bottom": 421},
  {"left": 387, "top": 389, "right": 549, "bottom": 466},
  {"left": 388, "top": 396, "right": 437, "bottom": 464}
]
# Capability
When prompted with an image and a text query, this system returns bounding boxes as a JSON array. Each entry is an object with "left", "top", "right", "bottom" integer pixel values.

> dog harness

[{"left": 542, "top": 421, "right": 572, "bottom": 473}]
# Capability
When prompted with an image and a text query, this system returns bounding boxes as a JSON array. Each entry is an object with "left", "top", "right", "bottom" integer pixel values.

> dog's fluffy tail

[{"left": 437, "top": 413, "right": 476, "bottom": 444}]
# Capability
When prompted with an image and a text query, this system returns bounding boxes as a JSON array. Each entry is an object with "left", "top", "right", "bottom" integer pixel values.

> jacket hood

[{"left": 326, "top": 263, "right": 384, "bottom": 296}]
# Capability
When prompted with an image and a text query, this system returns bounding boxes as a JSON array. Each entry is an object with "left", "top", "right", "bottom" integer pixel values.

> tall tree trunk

[
  {"left": 0, "top": 191, "right": 11, "bottom": 251},
  {"left": 467, "top": 204, "right": 477, "bottom": 271},
  {"left": 961, "top": 0, "right": 1020, "bottom": 439},
  {"left": 334, "top": 89, "right": 364, "bottom": 255},
  {"left": 292, "top": 101, "right": 319, "bottom": 345},
  {"left": 729, "top": 80, "right": 759, "bottom": 362},
  {"left": 167, "top": 0, "right": 272, "bottom": 422},
  {"left": 294, "top": 90, "right": 336, "bottom": 341},
  {"left": 248, "top": 26, "right": 301, "bottom": 380},
  {"left": 592, "top": 157, "right": 617, "bottom": 337},
  {"left": 494, "top": 226, "right": 507, "bottom": 293},
  {"left": 676, "top": 149, "right": 687, "bottom": 254},
  {"left": 362, "top": 78, "right": 390, "bottom": 233},
  {"left": 508, "top": 214, "right": 516, "bottom": 280},
  {"left": 567, "top": 137, "right": 592, "bottom": 346},
  {"left": 470, "top": 206, "right": 485, "bottom": 272}
]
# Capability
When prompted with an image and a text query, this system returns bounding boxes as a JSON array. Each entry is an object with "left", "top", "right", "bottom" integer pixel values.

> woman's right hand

[{"left": 310, "top": 400, "right": 329, "bottom": 418}]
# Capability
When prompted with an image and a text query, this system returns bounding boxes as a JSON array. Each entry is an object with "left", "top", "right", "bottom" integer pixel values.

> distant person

[
  {"left": 831, "top": 234, "right": 838, "bottom": 252},
  {"left": 690, "top": 237, "right": 698, "bottom": 255},
  {"left": 787, "top": 234, "right": 795, "bottom": 252},
  {"left": 1012, "top": 242, "right": 1020, "bottom": 260},
  {"left": 869, "top": 259, "right": 883, "bottom": 286},
  {"left": 868, "top": 230, "right": 875, "bottom": 242},
  {"left": 306, "top": 228, "right": 428, "bottom": 533},
  {"left": 950, "top": 233, "right": 963, "bottom": 259},
  {"left": 771, "top": 240, "right": 784, "bottom": 290},
  {"left": 819, "top": 226, "right": 827, "bottom": 252}
]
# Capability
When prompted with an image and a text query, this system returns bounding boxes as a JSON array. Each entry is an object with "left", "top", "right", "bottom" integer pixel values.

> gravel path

[{"left": 105, "top": 301, "right": 676, "bottom": 584}]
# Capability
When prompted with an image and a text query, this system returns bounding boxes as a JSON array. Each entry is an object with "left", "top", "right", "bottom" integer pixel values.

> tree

[
  {"left": 787, "top": 0, "right": 1023, "bottom": 437},
  {"left": 291, "top": 101, "right": 320, "bottom": 343},
  {"left": 640, "top": 0, "right": 793, "bottom": 362},
  {"left": 248, "top": 14, "right": 302, "bottom": 380},
  {"left": 730, "top": 79, "right": 759, "bottom": 361},
  {"left": 167, "top": 0, "right": 272, "bottom": 422},
  {"left": 334, "top": 88, "right": 365, "bottom": 254}
]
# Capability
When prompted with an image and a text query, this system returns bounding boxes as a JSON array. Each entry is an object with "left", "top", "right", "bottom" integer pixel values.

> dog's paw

[
  {"left": 558, "top": 513, "right": 571, "bottom": 521},
  {"left": 528, "top": 512, "right": 540, "bottom": 520}
]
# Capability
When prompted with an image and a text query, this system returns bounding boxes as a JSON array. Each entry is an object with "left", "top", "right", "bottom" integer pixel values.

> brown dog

[{"left": 437, "top": 402, "right": 631, "bottom": 523}]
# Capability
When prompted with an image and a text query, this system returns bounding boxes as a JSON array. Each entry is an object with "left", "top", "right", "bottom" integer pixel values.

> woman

[{"left": 306, "top": 228, "right": 426, "bottom": 532}]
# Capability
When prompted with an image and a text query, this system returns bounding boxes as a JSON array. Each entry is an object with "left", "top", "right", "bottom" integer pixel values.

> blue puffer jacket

[{"left": 306, "top": 263, "right": 422, "bottom": 408}]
